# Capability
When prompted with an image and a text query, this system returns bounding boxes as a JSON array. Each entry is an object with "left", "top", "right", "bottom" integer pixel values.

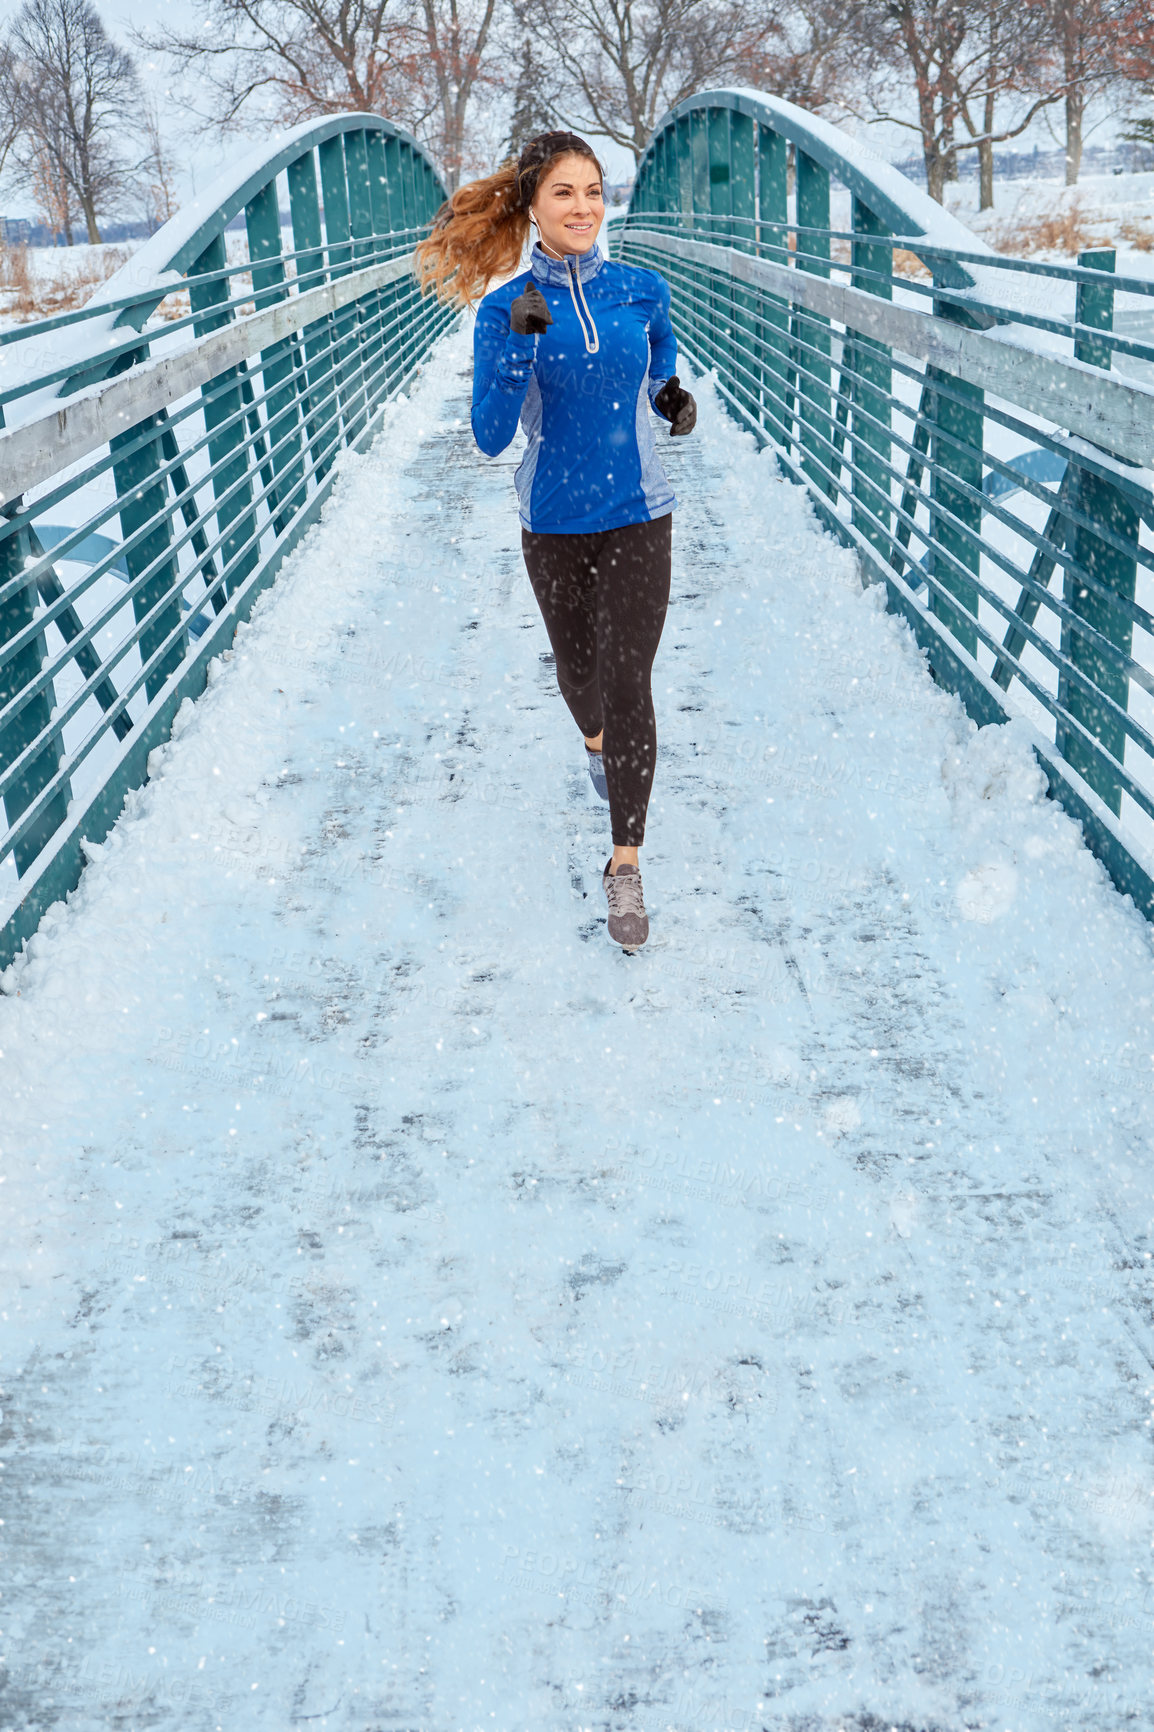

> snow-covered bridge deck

[{"left": 3, "top": 327, "right": 1154, "bottom": 1732}]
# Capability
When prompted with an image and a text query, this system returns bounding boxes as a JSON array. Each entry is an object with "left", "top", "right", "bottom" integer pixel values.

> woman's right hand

[{"left": 509, "top": 282, "right": 554, "bottom": 336}]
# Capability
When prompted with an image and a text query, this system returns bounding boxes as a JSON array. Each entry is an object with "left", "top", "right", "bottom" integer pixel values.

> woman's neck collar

[{"left": 529, "top": 238, "right": 603, "bottom": 283}]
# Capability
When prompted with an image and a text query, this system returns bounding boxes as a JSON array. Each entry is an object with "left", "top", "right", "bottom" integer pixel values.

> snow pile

[{"left": 1, "top": 323, "right": 1153, "bottom": 1731}]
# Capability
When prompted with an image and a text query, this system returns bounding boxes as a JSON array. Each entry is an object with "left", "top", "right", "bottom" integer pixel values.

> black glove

[
  {"left": 509, "top": 282, "right": 553, "bottom": 336},
  {"left": 653, "top": 373, "right": 696, "bottom": 436}
]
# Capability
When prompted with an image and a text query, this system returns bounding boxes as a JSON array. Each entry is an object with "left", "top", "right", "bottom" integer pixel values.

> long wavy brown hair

[{"left": 414, "top": 132, "right": 604, "bottom": 308}]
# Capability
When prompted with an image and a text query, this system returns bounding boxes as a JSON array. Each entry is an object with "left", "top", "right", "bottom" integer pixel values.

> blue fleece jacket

[{"left": 471, "top": 240, "right": 678, "bottom": 535}]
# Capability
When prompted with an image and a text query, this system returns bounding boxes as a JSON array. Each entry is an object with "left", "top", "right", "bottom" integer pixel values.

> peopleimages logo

[
  {"left": 120, "top": 1577, "right": 347, "bottom": 1634},
  {"left": 605, "top": 1140, "right": 830, "bottom": 1210}
]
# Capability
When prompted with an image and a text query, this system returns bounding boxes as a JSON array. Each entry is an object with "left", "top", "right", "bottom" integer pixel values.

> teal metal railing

[
  {"left": 617, "top": 89, "right": 1154, "bottom": 920},
  {"left": 0, "top": 113, "right": 454, "bottom": 966}
]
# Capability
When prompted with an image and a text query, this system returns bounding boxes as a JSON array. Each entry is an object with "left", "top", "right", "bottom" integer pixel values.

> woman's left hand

[{"left": 653, "top": 374, "right": 696, "bottom": 436}]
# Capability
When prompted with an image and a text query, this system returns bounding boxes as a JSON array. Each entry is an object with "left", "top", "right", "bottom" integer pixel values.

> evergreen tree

[{"left": 504, "top": 24, "right": 558, "bottom": 157}]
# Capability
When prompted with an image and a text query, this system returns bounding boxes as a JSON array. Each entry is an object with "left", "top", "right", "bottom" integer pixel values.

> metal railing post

[
  {"left": 1056, "top": 247, "right": 1137, "bottom": 814},
  {"left": 246, "top": 178, "right": 306, "bottom": 531},
  {"left": 0, "top": 507, "right": 70, "bottom": 873},
  {"left": 707, "top": 106, "right": 734, "bottom": 370},
  {"left": 795, "top": 150, "right": 833, "bottom": 498},
  {"left": 288, "top": 147, "right": 340, "bottom": 482},
  {"left": 659, "top": 125, "right": 676, "bottom": 213},
  {"left": 365, "top": 129, "right": 400, "bottom": 392},
  {"left": 727, "top": 109, "right": 757, "bottom": 426},
  {"left": 687, "top": 110, "right": 710, "bottom": 360},
  {"left": 850, "top": 198, "right": 894, "bottom": 559},
  {"left": 344, "top": 128, "right": 380, "bottom": 437},
  {"left": 345, "top": 128, "right": 375, "bottom": 267},
  {"left": 188, "top": 234, "right": 260, "bottom": 596},
  {"left": 318, "top": 134, "right": 362, "bottom": 439},
  {"left": 668, "top": 115, "right": 686, "bottom": 214},
  {"left": 110, "top": 404, "right": 187, "bottom": 704},
  {"left": 927, "top": 277, "right": 984, "bottom": 656},
  {"left": 757, "top": 125, "right": 790, "bottom": 448},
  {"left": 382, "top": 136, "right": 412, "bottom": 375}
]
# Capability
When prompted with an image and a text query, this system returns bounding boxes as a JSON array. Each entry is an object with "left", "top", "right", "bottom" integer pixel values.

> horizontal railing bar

[
  {"left": 629, "top": 209, "right": 1154, "bottom": 297},
  {"left": 1, "top": 335, "right": 336, "bottom": 577},
  {"left": 0, "top": 224, "right": 429, "bottom": 358},
  {"left": 0, "top": 290, "right": 451, "bottom": 827},
  {"left": 9, "top": 238, "right": 422, "bottom": 415},
  {"left": 0, "top": 316, "right": 354, "bottom": 622},
  {"left": 0, "top": 251, "right": 417, "bottom": 498},
  {"left": 0, "top": 350, "right": 353, "bottom": 725},
  {"left": 0, "top": 242, "right": 410, "bottom": 411},
  {"left": 876, "top": 339, "right": 1154, "bottom": 520},
  {"left": 635, "top": 213, "right": 1154, "bottom": 361},
  {"left": 683, "top": 337, "right": 1154, "bottom": 824},
  {"left": 0, "top": 289, "right": 375, "bottom": 713},
  {"left": 647, "top": 252, "right": 1086, "bottom": 515},
  {"left": 663, "top": 272, "right": 1154, "bottom": 761},
  {"left": 625, "top": 228, "right": 1154, "bottom": 465},
  {"left": 0, "top": 298, "right": 454, "bottom": 870},
  {"left": 0, "top": 303, "right": 450, "bottom": 852},
  {"left": 758, "top": 316, "right": 1154, "bottom": 625},
  {"left": 1, "top": 265, "right": 430, "bottom": 552},
  {"left": 632, "top": 241, "right": 1154, "bottom": 552},
  {"left": 649, "top": 217, "right": 1154, "bottom": 367}
]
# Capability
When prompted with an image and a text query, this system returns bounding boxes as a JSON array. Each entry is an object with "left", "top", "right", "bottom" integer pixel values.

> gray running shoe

[
  {"left": 586, "top": 747, "right": 609, "bottom": 802},
  {"left": 602, "top": 858, "right": 649, "bottom": 950}
]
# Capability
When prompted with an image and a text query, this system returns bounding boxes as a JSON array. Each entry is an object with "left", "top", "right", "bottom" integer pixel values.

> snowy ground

[
  {"left": 942, "top": 171, "right": 1154, "bottom": 273},
  {"left": 0, "top": 232, "right": 248, "bottom": 335},
  {"left": 3, "top": 324, "right": 1154, "bottom": 1732},
  {"left": 0, "top": 242, "right": 133, "bottom": 332}
]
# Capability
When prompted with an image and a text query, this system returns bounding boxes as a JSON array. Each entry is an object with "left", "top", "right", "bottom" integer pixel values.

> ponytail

[
  {"left": 415, "top": 131, "right": 604, "bottom": 309},
  {"left": 414, "top": 160, "right": 530, "bottom": 308}
]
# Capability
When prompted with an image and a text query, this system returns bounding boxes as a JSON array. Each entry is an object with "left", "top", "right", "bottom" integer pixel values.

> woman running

[{"left": 415, "top": 131, "right": 695, "bottom": 951}]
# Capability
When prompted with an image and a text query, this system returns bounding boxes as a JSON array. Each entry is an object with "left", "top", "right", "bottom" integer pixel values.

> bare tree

[
  {"left": 855, "top": 0, "right": 968, "bottom": 201},
  {"left": 19, "top": 79, "right": 78, "bottom": 241},
  {"left": 138, "top": 0, "right": 429, "bottom": 130},
  {"left": 951, "top": 0, "right": 1061, "bottom": 207},
  {"left": 32, "top": 146, "right": 78, "bottom": 241},
  {"left": 138, "top": 96, "right": 180, "bottom": 231},
  {"left": 142, "top": 0, "right": 501, "bottom": 187},
  {"left": 417, "top": 0, "right": 501, "bottom": 187},
  {"left": 735, "top": 0, "right": 881, "bottom": 118},
  {"left": 8, "top": 0, "right": 138, "bottom": 243},
  {"left": 0, "top": 40, "right": 30, "bottom": 182},
  {"left": 1042, "top": 0, "right": 1134, "bottom": 183},
  {"left": 1117, "top": 5, "right": 1154, "bottom": 157},
  {"left": 532, "top": 0, "right": 779, "bottom": 162},
  {"left": 861, "top": 0, "right": 1065, "bottom": 204}
]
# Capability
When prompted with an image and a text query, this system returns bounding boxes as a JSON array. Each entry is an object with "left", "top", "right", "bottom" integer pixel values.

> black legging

[{"left": 521, "top": 514, "right": 672, "bottom": 848}]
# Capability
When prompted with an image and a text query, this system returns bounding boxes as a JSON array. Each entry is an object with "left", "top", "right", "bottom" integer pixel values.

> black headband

[{"left": 516, "top": 132, "right": 598, "bottom": 210}]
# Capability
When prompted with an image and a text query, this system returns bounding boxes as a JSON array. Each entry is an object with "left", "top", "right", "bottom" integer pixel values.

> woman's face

[{"left": 531, "top": 153, "right": 604, "bottom": 259}]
